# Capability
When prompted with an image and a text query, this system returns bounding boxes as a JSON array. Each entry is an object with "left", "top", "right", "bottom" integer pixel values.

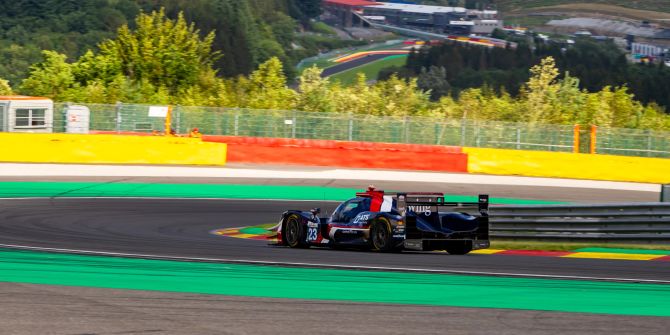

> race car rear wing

[
  {"left": 399, "top": 193, "right": 490, "bottom": 248},
  {"left": 396, "top": 193, "right": 489, "bottom": 217}
]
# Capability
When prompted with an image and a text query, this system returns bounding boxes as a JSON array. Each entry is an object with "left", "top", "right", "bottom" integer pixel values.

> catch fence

[
  {"left": 48, "top": 102, "right": 670, "bottom": 157},
  {"left": 596, "top": 127, "right": 670, "bottom": 158},
  {"left": 53, "top": 103, "right": 575, "bottom": 152}
]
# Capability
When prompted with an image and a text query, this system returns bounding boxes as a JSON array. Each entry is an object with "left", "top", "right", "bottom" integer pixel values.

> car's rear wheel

[
  {"left": 446, "top": 241, "right": 473, "bottom": 255},
  {"left": 284, "top": 215, "right": 308, "bottom": 248},
  {"left": 370, "top": 218, "right": 393, "bottom": 252}
]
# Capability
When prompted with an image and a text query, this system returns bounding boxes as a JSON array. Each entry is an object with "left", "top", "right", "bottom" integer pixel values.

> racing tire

[
  {"left": 284, "top": 214, "right": 309, "bottom": 248},
  {"left": 370, "top": 218, "right": 394, "bottom": 252},
  {"left": 446, "top": 241, "right": 473, "bottom": 255}
]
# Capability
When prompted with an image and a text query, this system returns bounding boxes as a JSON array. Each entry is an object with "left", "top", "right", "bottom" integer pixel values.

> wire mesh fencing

[
  {"left": 53, "top": 103, "right": 575, "bottom": 152},
  {"left": 49, "top": 102, "right": 670, "bottom": 157},
  {"left": 596, "top": 127, "right": 670, "bottom": 158}
]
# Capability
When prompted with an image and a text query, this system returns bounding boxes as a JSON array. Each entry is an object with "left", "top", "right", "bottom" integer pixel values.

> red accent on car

[{"left": 355, "top": 186, "right": 385, "bottom": 212}]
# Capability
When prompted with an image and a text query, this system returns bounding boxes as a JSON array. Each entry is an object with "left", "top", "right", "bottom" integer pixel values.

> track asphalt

[
  {"left": 320, "top": 53, "right": 389, "bottom": 77},
  {"left": 1, "top": 198, "right": 667, "bottom": 282},
  {"left": 4, "top": 282, "right": 669, "bottom": 335},
  {"left": 1, "top": 178, "right": 669, "bottom": 333}
]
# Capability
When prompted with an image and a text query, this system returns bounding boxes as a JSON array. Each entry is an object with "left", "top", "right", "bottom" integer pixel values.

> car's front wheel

[
  {"left": 370, "top": 218, "right": 393, "bottom": 252},
  {"left": 284, "top": 214, "right": 308, "bottom": 248}
]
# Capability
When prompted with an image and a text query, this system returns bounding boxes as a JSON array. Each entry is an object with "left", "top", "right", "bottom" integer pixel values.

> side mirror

[{"left": 310, "top": 208, "right": 321, "bottom": 215}]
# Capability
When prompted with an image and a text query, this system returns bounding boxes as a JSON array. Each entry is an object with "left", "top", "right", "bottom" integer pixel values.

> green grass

[
  {"left": 329, "top": 55, "right": 408, "bottom": 85},
  {"left": 491, "top": 240, "right": 670, "bottom": 252},
  {"left": 309, "top": 21, "right": 336, "bottom": 35}
]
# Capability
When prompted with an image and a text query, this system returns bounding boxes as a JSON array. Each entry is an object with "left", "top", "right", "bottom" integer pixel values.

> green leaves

[
  {"left": 20, "top": 50, "right": 75, "bottom": 99},
  {"left": 99, "top": 9, "right": 220, "bottom": 92},
  {"left": 0, "top": 77, "right": 12, "bottom": 95}
]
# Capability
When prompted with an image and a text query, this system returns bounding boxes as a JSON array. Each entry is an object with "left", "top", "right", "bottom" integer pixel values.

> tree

[
  {"left": 241, "top": 57, "right": 296, "bottom": 109},
  {"left": 291, "top": 0, "right": 322, "bottom": 20},
  {"left": 97, "top": 9, "right": 219, "bottom": 93},
  {"left": 20, "top": 50, "right": 75, "bottom": 99},
  {"left": 296, "top": 66, "right": 332, "bottom": 112},
  {"left": 0, "top": 77, "right": 13, "bottom": 95},
  {"left": 522, "top": 57, "right": 560, "bottom": 124},
  {"left": 417, "top": 66, "right": 450, "bottom": 101}
]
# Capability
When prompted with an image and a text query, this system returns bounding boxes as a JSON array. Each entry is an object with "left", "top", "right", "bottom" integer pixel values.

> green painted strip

[
  {"left": 239, "top": 227, "right": 273, "bottom": 235},
  {"left": 0, "top": 182, "right": 561, "bottom": 205},
  {"left": 575, "top": 248, "right": 670, "bottom": 255},
  {"left": 0, "top": 249, "right": 668, "bottom": 316}
]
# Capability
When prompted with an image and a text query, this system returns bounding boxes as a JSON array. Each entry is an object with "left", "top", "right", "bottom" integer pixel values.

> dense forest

[
  {"left": 3, "top": 1, "right": 670, "bottom": 131},
  {"left": 0, "top": 0, "right": 331, "bottom": 86},
  {"left": 11, "top": 8, "right": 669, "bottom": 131},
  {"left": 379, "top": 39, "right": 670, "bottom": 109}
]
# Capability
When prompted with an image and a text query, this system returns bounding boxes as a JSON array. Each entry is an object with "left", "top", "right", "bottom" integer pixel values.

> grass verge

[{"left": 491, "top": 240, "right": 670, "bottom": 252}]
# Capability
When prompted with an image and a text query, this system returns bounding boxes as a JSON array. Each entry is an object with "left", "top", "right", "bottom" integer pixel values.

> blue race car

[{"left": 276, "top": 187, "right": 490, "bottom": 254}]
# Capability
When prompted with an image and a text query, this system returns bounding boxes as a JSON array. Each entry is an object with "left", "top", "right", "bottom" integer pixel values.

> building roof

[
  {"left": 0, "top": 95, "right": 51, "bottom": 101},
  {"left": 323, "top": 0, "right": 381, "bottom": 7},
  {"left": 364, "top": 2, "right": 466, "bottom": 14},
  {"left": 653, "top": 29, "right": 670, "bottom": 39}
]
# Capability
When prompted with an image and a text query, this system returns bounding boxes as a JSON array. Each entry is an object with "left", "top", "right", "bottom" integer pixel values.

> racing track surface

[
  {"left": 320, "top": 54, "right": 390, "bottom": 77},
  {"left": 1, "top": 198, "right": 669, "bottom": 282}
]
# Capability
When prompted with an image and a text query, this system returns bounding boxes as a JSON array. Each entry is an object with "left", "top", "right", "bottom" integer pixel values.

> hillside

[
  {"left": 423, "top": 1, "right": 670, "bottom": 25},
  {"left": 424, "top": 1, "right": 670, "bottom": 13},
  {"left": 0, "top": 0, "right": 327, "bottom": 86},
  {"left": 496, "top": 1, "right": 670, "bottom": 13}
]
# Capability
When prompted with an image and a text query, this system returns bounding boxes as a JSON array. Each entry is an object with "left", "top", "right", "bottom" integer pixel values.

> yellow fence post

[
  {"left": 165, "top": 105, "right": 172, "bottom": 136},
  {"left": 573, "top": 124, "right": 580, "bottom": 153},
  {"left": 590, "top": 125, "right": 597, "bottom": 154}
]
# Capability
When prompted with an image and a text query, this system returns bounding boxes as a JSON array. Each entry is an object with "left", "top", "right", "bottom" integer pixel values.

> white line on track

[{"left": 1, "top": 243, "right": 668, "bottom": 284}]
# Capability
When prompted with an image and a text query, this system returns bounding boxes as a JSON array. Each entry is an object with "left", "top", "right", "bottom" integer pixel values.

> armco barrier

[
  {"left": 0, "top": 133, "right": 227, "bottom": 166},
  {"left": 208, "top": 136, "right": 463, "bottom": 153},
  {"left": 205, "top": 136, "right": 468, "bottom": 172},
  {"left": 490, "top": 203, "right": 670, "bottom": 243},
  {"left": 464, "top": 147, "right": 670, "bottom": 184}
]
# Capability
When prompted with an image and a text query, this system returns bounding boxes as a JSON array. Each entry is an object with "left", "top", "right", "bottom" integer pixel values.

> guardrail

[{"left": 489, "top": 203, "right": 670, "bottom": 243}]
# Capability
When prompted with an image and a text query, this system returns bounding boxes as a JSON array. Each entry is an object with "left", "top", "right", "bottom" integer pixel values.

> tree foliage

[
  {"left": 98, "top": 9, "right": 218, "bottom": 91},
  {"left": 0, "top": 0, "right": 345, "bottom": 86},
  {"left": 404, "top": 39, "right": 670, "bottom": 111},
  {"left": 11, "top": 4, "right": 670, "bottom": 132},
  {"left": 0, "top": 77, "right": 12, "bottom": 95},
  {"left": 20, "top": 51, "right": 75, "bottom": 99}
]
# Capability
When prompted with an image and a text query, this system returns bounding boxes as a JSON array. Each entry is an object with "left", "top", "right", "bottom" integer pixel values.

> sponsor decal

[
  {"left": 353, "top": 213, "right": 370, "bottom": 224},
  {"left": 409, "top": 206, "right": 432, "bottom": 216}
]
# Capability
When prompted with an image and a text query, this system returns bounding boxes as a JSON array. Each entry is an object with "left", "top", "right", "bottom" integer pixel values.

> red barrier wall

[
  {"left": 89, "top": 133, "right": 468, "bottom": 172},
  {"left": 205, "top": 136, "right": 463, "bottom": 153},
  {"left": 205, "top": 136, "right": 468, "bottom": 172}
]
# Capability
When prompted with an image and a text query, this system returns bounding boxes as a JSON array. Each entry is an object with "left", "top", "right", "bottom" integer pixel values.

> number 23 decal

[{"left": 307, "top": 227, "right": 318, "bottom": 241}]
